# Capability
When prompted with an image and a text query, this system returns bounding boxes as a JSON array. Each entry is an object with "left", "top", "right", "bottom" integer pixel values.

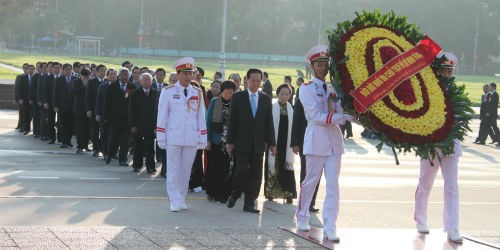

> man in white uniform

[
  {"left": 295, "top": 44, "right": 357, "bottom": 242},
  {"left": 156, "top": 57, "right": 207, "bottom": 212},
  {"left": 414, "top": 51, "right": 463, "bottom": 243}
]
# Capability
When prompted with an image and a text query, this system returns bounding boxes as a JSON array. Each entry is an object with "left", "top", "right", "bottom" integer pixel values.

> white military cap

[
  {"left": 174, "top": 57, "right": 196, "bottom": 72},
  {"left": 305, "top": 44, "right": 330, "bottom": 63},
  {"left": 436, "top": 51, "right": 458, "bottom": 69}
]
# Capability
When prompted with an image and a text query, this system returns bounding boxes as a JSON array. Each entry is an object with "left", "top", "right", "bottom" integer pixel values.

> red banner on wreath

[{"left": 351, "top": 36, "right": 442, "bottom": 113}]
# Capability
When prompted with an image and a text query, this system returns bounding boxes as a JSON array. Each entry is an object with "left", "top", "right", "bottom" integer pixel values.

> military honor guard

[
  {"left": 414, "top": 52, "right": 463, "bottom": 243},
  {"left": 295, "top": 45, "right": 357, "bottom": 242},
  {"left": 156, "top": 57, "right": 207, "bottom": 212}
]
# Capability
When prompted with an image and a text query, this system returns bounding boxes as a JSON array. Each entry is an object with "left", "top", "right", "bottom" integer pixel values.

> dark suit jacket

[
  {"left": 487, "top": 91, "right": 499, "bottom": 119},
  {"left": 290, "top": 98, "right": 307, "bottom": 148},
  {"left": 14, "top": 73, "right": 24, "bottom": 101},
  {"left": 95, "top": 81, "right": 110, "bottom": 117},
  {"left": 128, "top": 88, "right": 158, "bottom": 138},
  {"left": 227, "top": 90, "right": 276, "bottom": 153},
  {"left": 42, "top": 74, "right": 57, "bottom": 107},
  {"left": 19, "top": 74, "right": 32, "bottom": 102},
  {"left": 36, "top": 74, "right": 48, "bottom": 104},
  {"left": 85, "top": 77, "right": 103, "bottom": 113},
  {"left": 53, "top": 75, "right": 75, "bottom": 112},
  {"left": 262, "top": 79, "right": 273, "bottom": 97},
  {"left": 103, "top": 81, "right": 137, "bottom": 128},
  {"left": 71, "top": 78, "right": 86, "bottom": 115},
  {"left": 29, "top": 72, "right": 41, "bottom": 103}
]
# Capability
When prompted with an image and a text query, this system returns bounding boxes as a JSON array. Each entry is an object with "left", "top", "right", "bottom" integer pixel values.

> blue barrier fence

[{"left": 119, "top": 47, "right": 304, "bottom": 63}]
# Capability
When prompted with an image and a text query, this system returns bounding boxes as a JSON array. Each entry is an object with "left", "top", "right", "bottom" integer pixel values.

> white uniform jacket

[
  {"left": 299, "top": 77, "right": 346, "bottom": 156},
  {"left": 156, "top": 81, "right": 207, "bottom": 149}
]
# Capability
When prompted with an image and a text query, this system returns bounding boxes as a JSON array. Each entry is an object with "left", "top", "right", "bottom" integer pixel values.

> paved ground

[{"left": 0, "top": 109, "right": 499, "bottom": 249}]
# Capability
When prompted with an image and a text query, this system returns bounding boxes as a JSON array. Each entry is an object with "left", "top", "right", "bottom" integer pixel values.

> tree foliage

[{"left": 0, "top": 0, "right": 498, "bottom": 74}]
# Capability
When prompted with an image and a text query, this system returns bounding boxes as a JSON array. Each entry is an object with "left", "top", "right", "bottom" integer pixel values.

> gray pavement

[{"left": 0, "top": 108, "right": 499, "bottom": 249}]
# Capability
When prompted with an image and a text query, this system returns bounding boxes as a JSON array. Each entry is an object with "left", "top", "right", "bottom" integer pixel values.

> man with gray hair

[
  {"left": 129, "top": 73, "right": 158, "bottom": 173},
  {"left": 103, "top": 67, "right": 137, "bottom": 166}
]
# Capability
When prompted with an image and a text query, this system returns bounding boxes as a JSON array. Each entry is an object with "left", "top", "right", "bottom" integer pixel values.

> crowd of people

[
  {"left": 12, "top": 57, "right": 326, "bottom": 209},
  {"left": 10, "top": 45, "right": 472, "bottom": 243}
]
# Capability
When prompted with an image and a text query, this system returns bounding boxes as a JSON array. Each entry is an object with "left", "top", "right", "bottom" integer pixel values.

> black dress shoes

[
  {"left": 227, "top": 196, "right": 237, "bottom": 208},
  {"left": 23, "top": 131, "right": 29, "bottom": 135},
  {"left": 60, "top": 144, "right": 68, "bottom": 148},
  {"left": 68, "top": 143, "right": 74, "bottom": 147},
  {"left": 92, "top": 151, "right": 99, "bottom": 157},
  {"left": 119, "top": 161, "right": 128, "bottom": 166},
  {"left": 243, "top": 207, "right": 260, "bottom": 213},
  {"left": 75, "top": 148, "right": 83, "bottom": 153},
  {"left": 309, "top": 207, "right": 320, "bottom": 213},
  {"left": 105, "top": 155, "right": 112, "bottom": 164},
  {"left": 48, "top": 140, "right": 55, "bottom": 144},
  {"left": 473, "top": 141, "right": 485, "bottom": 145}
]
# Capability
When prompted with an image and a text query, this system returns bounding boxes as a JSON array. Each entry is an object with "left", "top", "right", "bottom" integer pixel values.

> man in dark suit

[
  {"left": 14, "top": 63, "right": 28, "bottom": 131},
  {"left": 95, "top": 68, "right": 116, "bottom": 158},
  {"left": 129, "top": 73, "right": 158, "bottom": 173},
  {"left": 86, "top": 64, "right": 107, "bottom": 156},
  {"left": 29, "top": 62, "right": 42, "bottom": 137},
  {"left": 73, "top": 68, "right": 91, "bottom": 153},
  {"left": 103, "top": 67, "right": 137, "bottom": 166},
  {"left": 43, "top": 62, "right": 60, "bottom": 144},
  {"left": 475, "top": 84, "right": 496, "bottom": 144},
  {"left": 19, "top": 64, "right": 35, "bottom": 135},
  {"left": 290, "top": 97, "right": 320, "bottom": 213},
  {"left": 284, "top": 75, "right": 295, "bottom": 105},
  {"left": 485, "top": 82, "right": 500, "bottom": 146},
  {"left": 262, "top": 71, "right": 273, "bottom": 98},
  {"left": 36, "top": 62, "right": 49, "bottom": 141},
  {"left": 226, "top": 68, "right": 276, "bottom": 213},
  {"left": 53, "top": 63, "right": 75, "bottom": 148}
]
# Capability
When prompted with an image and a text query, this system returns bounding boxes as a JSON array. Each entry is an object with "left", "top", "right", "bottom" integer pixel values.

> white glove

[
  {"left": 157, "top": 141, "right": 166, "bottom": 150},
  {"left": 344, "top": 114, "right": 360, "bottom": 125}
]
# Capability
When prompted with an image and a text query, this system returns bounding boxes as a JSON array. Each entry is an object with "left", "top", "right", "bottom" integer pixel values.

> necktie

[
  {"left": 66, "top": 77, "right": 71, "bottom": 86},
  {"left": 183, "top": 88, "right": 188, "bottom": 97},
  {"left": 145, "top": 89, "right": 149, "bottom": 96},
  {"left": 122, "top": 84, "right": 126, "bottom": 92},
  {"left": 250, "top": 93, "right": 257, "bottom": 118},
  {"left": 322, "top": 83, "right": 327, "bottom": 92}
]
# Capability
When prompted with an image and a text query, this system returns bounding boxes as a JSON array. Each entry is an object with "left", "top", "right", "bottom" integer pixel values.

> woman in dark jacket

[{"left": 204, "top": 80, "right": 236, "bottom": 203}]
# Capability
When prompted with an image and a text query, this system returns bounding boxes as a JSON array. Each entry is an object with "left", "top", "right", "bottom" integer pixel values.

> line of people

[{"left": 12, "top": 58, "right": 322, "bottom": 211}]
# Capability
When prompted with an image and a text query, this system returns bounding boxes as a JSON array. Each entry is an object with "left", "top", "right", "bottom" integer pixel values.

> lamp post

[
  {"left": 138, "top": 0, "right": 145, "bottom": 58},
  {"left": 472, "top": 5, "right": 479, "bottom": 77},
  {"left": 318, "top": 0, "right": 323, "bottom": 44},
  {"left": 219, "top": 0, "right": 228, "bottom": 79}
]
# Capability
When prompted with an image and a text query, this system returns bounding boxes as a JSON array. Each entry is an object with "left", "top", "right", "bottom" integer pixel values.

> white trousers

[
  {"left": 414, "top": 155, "right": 459, "bottom": 231},
  {"left": 296, "top": 154, "right": 341, "bottom": 233},
  {"left": 166, "top": 145, "right": 198, "bottom": 208}
]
